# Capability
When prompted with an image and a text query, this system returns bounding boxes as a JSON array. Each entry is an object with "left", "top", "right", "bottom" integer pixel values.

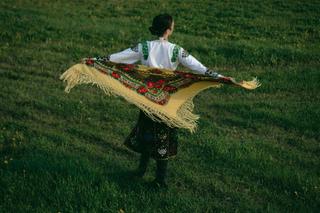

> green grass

[{"left": 0, "top": 0, "right": 319, "bottom": 212}]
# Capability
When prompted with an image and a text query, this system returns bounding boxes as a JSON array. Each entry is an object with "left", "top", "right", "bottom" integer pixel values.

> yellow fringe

[
  {"left": 236, "top": 77, "right": 261, "bottom": 90},
  {"left": 60, "top": 64, "right": 223, "bottom": 133}
]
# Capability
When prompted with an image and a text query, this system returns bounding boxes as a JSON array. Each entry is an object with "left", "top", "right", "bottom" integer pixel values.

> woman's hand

[
  {"left": 204, "top": 69, "right": 235, "bottom": 82},
  {"left": 204, "top": 69, "right": 221, "bottom": 79},
  {"left": 218, "top": 76, "right": 236, "bottom": 84},
  {"left": 80, "top": 58, "right": 88, "bottom": 63}
]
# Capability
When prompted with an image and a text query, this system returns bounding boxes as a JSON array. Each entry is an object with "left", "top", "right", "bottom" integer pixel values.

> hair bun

[
  {"left": 149, "top": 26, "right": 159, "bottom": 36},
  {"left": 149, "top": 14, "right": 173, "bottom": 37}
]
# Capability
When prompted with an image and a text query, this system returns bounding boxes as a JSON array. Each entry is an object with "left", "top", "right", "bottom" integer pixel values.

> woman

[{"left": 105, "top": 14, "right": 230, "bottom": 188}]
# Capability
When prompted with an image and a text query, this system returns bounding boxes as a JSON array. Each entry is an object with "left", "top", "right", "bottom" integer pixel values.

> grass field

[{"left": 0, "top": 0, "right": 319, "bottom": 212}]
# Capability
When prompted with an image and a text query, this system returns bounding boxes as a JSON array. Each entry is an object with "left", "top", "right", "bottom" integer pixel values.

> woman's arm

[
  {"left": 107, "top": 43, "right": 141, "bottom": 64},
  {"left": 178, "top": 48, "right": 229, "bottom": 79}
]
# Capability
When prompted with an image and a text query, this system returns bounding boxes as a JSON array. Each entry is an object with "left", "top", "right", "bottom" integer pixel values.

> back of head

[{"left": 149, "top": 14, "right": 173, "bottom": 37}]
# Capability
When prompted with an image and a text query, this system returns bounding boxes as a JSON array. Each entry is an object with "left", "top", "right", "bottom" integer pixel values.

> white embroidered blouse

[{"left": 107, "top": 38, "right": 222, "bottom": 78}]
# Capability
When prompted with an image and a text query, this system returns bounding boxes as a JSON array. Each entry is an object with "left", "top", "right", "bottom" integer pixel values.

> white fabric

[{"left": 109, "top": 38, "right": 208, "bottom": 74}]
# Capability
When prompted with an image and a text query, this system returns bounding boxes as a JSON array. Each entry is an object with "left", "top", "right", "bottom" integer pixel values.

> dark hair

[{"left": 149, "top": 14, "right": 173, "bottom": 37}]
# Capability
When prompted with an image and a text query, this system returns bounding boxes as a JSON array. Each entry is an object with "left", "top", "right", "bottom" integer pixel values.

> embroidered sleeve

[
  {"left": 108, "top": 43, "right": 142, "bottom": 64},
  {"left": 171, "top": 45, "right": 181, "bottom": 63},
  {"left": 83, "top": 55, "right": 110, "bottom": 63},
  {"left": 181, "top": 48, "right": 189, "bottom": 58},
  {"left": 204, "top": 68, "right": 224, "bottom": 79},
  {"left": 95, "top": 55, "right": 110, "bottom": 62},
  {"left": 141, "top": 41, "right": 149, "bottom": 60},
  {"left": 130, "top": 43, "right": 139, "bottom": 53}
]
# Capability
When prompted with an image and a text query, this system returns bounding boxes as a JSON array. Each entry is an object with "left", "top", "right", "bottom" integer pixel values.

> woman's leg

[
  {"left": 154, "top": 159, "right": 168, "bottom": 186},
  {"left": 135, "top": 151, "right": 150, "bottom": 177}
]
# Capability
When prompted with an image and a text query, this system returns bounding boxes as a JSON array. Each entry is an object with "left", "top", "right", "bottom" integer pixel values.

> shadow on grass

[
  {"left": 0, "top": 138, "right": 156, "bottom": 211},
  {"left": 182, "top": 140, "right": 319, "bottom": 211}
]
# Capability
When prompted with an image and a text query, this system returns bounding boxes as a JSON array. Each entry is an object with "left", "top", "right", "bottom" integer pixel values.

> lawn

[{"left": 0, "top": 0, "right": 319, "bottom": 212}]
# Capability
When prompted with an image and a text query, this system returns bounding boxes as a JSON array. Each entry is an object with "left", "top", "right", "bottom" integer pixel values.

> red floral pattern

[
  {"left": 111, "top": 72, "right": 120, "bottom": 79},
  {"left": 147, "top": 81, "right": 155, "bottom": 88},
  {"left": 138, "top": 86, "right": 148, "bottom": 94},
  {"left": 163, "top": 85, "right": 177, "bottom": 92},
  {"left": 85, "top": 58, "right": 94, "bottom": 65},
  {"left": 150, "top": 69, "right": 162, "bottom": 74},
  {"left": 84, "top": 59, "right": 211, "bottom": 105},
  {"left": 116, "top": 64, "right": 135, "bottom": 72}
]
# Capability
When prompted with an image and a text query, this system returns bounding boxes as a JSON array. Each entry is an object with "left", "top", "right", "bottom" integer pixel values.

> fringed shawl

[{"left": 60, "top": 59, "right": 260, "bottom": 133}]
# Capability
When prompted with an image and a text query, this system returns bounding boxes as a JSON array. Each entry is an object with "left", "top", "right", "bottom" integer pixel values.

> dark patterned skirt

[{"left": 124, "top": 110, "right": 178, "bottom": 160}]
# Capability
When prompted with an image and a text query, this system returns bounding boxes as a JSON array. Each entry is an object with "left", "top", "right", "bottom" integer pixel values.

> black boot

[
  {"left": 134, "top": 152, "right": 150, "bottom": 178},
  {"left": 152, "top": 160, "right": 168, "bottom": 188}
]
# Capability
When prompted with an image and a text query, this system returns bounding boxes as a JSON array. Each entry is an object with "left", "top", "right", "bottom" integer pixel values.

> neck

[
  {"left": 159, "top": 36, "right": 168, "bottom": 41},
  {"left": 160, "top": 33, "right": 169, "bottom": 41}
]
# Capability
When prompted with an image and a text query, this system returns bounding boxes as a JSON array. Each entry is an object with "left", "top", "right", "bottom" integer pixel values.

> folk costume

[
  {"left": 108, "top": 38, "right": 222, "bottom": 160},
  {"left": 60, "top": 38, "right": 260, "bottom": 186}
]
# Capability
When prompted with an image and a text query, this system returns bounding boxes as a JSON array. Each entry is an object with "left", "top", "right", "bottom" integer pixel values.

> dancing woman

[{"left": 102, "top": 14, "right": 232, "bottom": 188}]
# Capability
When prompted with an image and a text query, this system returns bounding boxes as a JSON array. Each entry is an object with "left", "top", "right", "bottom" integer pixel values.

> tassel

[{"left": 233, "top": 77, "right": 261, "bottom": 90}]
